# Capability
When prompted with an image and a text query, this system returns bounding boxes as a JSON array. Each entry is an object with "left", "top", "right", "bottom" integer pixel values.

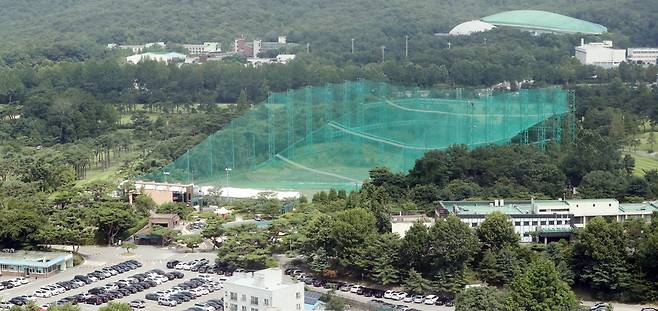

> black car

[
  {"left": 8, "top": 297, "right": 27, "bottom": 306},
  {"left": 171, "top": 271, "right": 184, "bottom": 278},
  {"left": 164, "top": 273, "right": 176, "bottom": 280},
  {"left": 1, "top": 281, "right": 14, "bottom": 289},
  {"left": 363, "top": 288, "right": 373, "bottom": 297},
  {"left": 166, "top": 260, "right": 180, "bottom": 269},
  {"left": 125, "top": 286, "right": 139, "bottom": 294},
  {"left": 74, "top": 275, "right": 93, "bottom": 284},
  {"left": 373, "top": 290, "right": 385, "bottom": 298},
  {"left": 145, "top": 293, "right": 160, "bottom": 301},
  {"left": 85, "top": 296, "right": 103, "bottom": 305},
  {"left": 88, "top": 287, "right": 106, "bottom": 295}
]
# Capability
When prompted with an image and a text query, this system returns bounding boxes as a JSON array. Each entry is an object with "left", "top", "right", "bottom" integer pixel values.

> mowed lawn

[{"left": 629, "top": 153, "right": 658, "bottom": 176}]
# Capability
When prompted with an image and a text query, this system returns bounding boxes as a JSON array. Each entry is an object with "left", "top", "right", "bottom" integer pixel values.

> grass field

[
  {"left": 627, "top": 131, "right": 658, "bottom": 176},
  {"left": 628, "top": 153, "right": 658, "bottom": 176}
]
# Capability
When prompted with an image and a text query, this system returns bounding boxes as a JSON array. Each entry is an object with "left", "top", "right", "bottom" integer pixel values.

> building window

[
  {"left": 264, "top": 299, "right": 270, "bottom": 306},
  {"left": 230, "top": 292, "right": 238, "bottom": 301},
  {"left": 531, "top": 221, "right": 538, "bottom": 226},
  {"left": 251, "top": 308, "right": 258, "bottom": 311},
  {"left": 230, "top": 304, "right": 238, "bottom": 311},
  {"left": 241, "top": 307, "right": 246, "bottom": 311},
  {"left": 540, "top": 221, "right": 547, "bottom": 225},
  {"left": 297, "top": 304, "right": 301, "bottom": 310},
  {"left": 523, "top": 221, "right": 530, "bottom": 226},
  {"left": 296, "top": 292, "right": 301, "bottom": 299},
  {"left": 251, "top": 296, "right": 259, "bottom": 305},
  {"left": 514, "top": 221, "right": 521, "bottom": 226},
  {"left": 471, "top": 223, "right": 477, "bottom": 227},
  {"left": 242, "top": 294, "right": 246, "bottom": 302},
  {"left": 549, "top": 221, "right": 555, "bottom": 225}
]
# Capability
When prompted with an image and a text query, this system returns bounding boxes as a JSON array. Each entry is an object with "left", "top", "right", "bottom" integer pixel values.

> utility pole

[
  {"left": 381, "top": 46, "right": 386, "bottom": 62},
  {"left": 484, "top": 38, "right": 487, "bottom": 45},
  {"left": 306, "top": 42, "right": 310, "bottom": 53},
  {"left": 351, "top": 38, "right": 355, "bottom": 54},
  {"left": 224, "top": 167, "right": 232, "bottom": 203},
  {"left": 405, "top": 35, "right": 409, "bottom": 58}
]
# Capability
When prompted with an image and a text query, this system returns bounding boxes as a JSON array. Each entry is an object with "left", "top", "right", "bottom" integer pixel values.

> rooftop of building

[
  {"left": 481, "top": 10, "right": 607, "bottom": 35},
  {"left": 227, "top": 268, "right": 298, "bottom": 291},
  {"left": 0, "top": 251, "right": 72, "bottom": 267},
  {"left": 442, "top": 199, "right": 658, "bottom": 216}
]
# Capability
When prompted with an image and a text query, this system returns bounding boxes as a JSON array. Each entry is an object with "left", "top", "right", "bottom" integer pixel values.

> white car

[
  {"left": 193, "top": 303, "right": 216, "bottom": 311},
  {"left": 0, "top": 302, "right": 13, "bottom": 310},
  {"left": 158, "top": 297, "right": 178, "bottom": 307},
  {"left": 15, "top": 277, "right": 29, "bottom": 285},
  {"left": 403, "top": 294, "right": 414, "bottom": 302},
  {"left": 175, "top": 263, "right": 185, "bottom": 270},
  {"left": 350, "top": 285, "right": 362, "bottom": 293},
  {"left": 394, "top": 292, "right": 408, "bottom": 301},
  {"left": 384, "top": 290, "right": 395, "bottom": 299},
  {"left": 129, "top": 300, "right": 146, "bottom": 309},
  {"left": 424, "top": 295, "right": 438, "bottom": 304},
  {"left": 413, "top": 295, "right": 425, "bottom": 303},
  {"left": 34, "top": 289, "right": 53, "bottom": 298}
]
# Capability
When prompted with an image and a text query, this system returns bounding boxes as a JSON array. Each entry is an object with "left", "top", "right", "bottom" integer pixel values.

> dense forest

[{"left": 1, "top": 0, "right": 658, "bottom": 65}]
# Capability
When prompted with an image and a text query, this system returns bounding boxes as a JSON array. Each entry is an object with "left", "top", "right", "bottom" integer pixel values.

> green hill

[{"left": 0, "top": 0, "right": 656, "bottom": 58}]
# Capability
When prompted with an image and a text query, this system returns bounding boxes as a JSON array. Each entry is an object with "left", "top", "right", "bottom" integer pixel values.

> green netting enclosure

[{"left": 140, "top": 80, "right": 575, "bottom": 191}]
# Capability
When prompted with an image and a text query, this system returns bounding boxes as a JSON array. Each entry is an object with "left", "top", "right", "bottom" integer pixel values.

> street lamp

[{"left": 225, "top": 167, "right": 232, "bottom": 202}]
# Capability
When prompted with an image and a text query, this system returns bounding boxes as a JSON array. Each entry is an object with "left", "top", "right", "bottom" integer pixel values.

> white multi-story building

[
  {"left": 125, "top": 52, "right": 186, "bottom": 64},
  {"left": 108, "top": 42, "right": 166, "bottom": 53},
  {"left": 439, "top": 199, "right": 658, "bottom": 243},
  {"left": 627, "top": 48, "right": 658, "bottom": 65},
  {"left": 224, "top": 268, "right": 304, "bottom": 311},
  {"left": 575, "top": 40, "right": 626, "bottom": 68},
  {"left": 181, "top": 42, "right": 221, "bottom": 55}
]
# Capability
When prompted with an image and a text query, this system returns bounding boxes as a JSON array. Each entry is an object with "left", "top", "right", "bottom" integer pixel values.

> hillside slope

[{"left": 0, "top": 0, "right": 656, "bottom": 56}]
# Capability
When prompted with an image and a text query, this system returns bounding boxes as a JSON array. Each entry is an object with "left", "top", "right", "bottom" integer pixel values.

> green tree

[
  {"left": 572, "top": 217, "right": 632, "bottom": 298},
  {"left": 504, "top": 258, "right": 578, "bottom": 311},
  {"left": 428, "top": 215, "right": 479, "bottom": 272},
  {"left": 216, "top": 225, "right": 273, "bottom": 269},
  {"left": 399, "top": 221, "right": 430, "bottom": 274},
  {"left": 456, "top": 286, "right": 504, "bottom": 311},
  {"left": 176, "top": 234, "right": 203, "bottom": 251},
  {"left": 477, "top": 212, "right": 519, "bottom": 251},
  {"left": 578, "top": 171, "right": 624, "bottom": 199},
  {"left": 201, "top": 216, "right": 225, "bottom": 248},
  {"left": 404, "top": 268, "right": 432, "bottom": 294},
  {"left": 99, "top": 302, "right": 133, "bottom": 311},
  {"left": 92, "top": 202, "right": 136, "bottom": 245},
  {"left": 648, "top": 131, "right": 656, "bottom": 153},
  {"left": 151, "top": 226, "right": 181, "bottom": 246}
]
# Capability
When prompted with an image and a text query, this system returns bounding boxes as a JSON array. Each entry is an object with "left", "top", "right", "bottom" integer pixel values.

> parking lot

[{"left": 0, "top": 245, "right": 222, "bottom": 311}]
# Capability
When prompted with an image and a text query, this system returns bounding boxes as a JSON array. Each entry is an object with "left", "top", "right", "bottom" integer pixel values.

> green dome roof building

[{"left": 481, "top": 10, "right": 607, "bottom": 35}]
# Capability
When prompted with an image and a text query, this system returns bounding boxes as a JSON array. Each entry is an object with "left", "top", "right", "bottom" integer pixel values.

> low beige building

[{"left": 134, "top": 181, "right": 193, "bottom": 205}]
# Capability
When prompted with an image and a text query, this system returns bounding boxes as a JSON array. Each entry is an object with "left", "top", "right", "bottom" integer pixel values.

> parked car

[
  {"left": 424, "top": 295, "right": 438, "bottom": 304},
  {"left": 129, "top": 300, "right": 146, "bottom": 309},
  {"left": 158, "top": 297, "right": 178, "bottom": 307}
]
